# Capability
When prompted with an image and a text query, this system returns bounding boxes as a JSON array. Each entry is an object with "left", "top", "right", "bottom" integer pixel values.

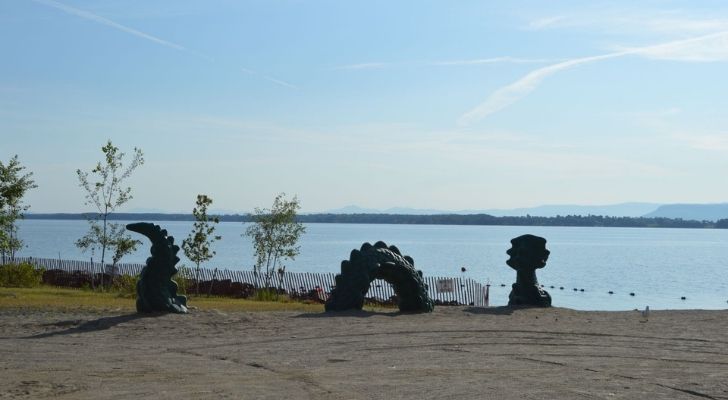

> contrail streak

[
  {"left": 31, "top": 0, "right": 297, "bottom": 88},
  {"left": 241, "top": 68, "right": 297, "bottom": 89},
  {"left": 458, "top": 30, "right": 728, "bottom": 125},
  {"left": 31, "top": 0, "right": 188, "bottom": 52}
]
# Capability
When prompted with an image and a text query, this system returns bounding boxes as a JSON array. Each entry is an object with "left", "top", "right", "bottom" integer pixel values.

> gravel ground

[{"left": 1, "top": 306, "right": 727, "bottom": 399}]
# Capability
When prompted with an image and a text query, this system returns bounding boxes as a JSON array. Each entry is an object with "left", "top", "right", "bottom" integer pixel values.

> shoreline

[{"left": 22, "top": 212, "right": 723, "bottom": 229}]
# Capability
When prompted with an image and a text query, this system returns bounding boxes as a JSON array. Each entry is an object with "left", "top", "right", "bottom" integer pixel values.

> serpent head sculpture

[{"left": 506, "top": 234, "right": 551, "bottom": 307}]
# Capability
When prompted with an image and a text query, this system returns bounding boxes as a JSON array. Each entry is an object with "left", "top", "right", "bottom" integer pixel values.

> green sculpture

[
  {"left": 126, "top": 222, "right": 188, "bottom": 314},
  {"left": 506, "top": 234, "right": 552, "bottom": 307},
  {"left": 325, "top": 241, "right": 434, "bottom": 313}
]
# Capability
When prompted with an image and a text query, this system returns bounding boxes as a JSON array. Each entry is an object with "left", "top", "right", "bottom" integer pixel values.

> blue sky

[{"left": 2, "top": 0, "right": 728, "bottom": 213}]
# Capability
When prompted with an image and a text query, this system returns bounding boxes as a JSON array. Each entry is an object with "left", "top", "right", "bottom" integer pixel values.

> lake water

[{"left": 14, "top": 219, "right": 728, "bottom": 311}]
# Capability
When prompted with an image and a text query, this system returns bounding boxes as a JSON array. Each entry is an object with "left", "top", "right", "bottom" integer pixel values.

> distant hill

[
  {"left": 325, "top": 203, "right": 661, "bottom": 218},
  {"left": 482, "top": 203, "right": 661, "bottom": 218},
  {"left": 643, "top": 203, "right": 728, "bottom": 221},
  {"left": 324, "top": 206, "right": 453, "bottom": 215}
]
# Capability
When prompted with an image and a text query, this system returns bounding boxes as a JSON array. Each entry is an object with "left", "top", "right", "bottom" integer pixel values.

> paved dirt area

[{"left": 1, "top": 306, "right": 727, "bottom": 399}]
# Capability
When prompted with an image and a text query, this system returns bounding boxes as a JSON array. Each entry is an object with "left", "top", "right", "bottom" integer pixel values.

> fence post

[{"left": 207, "top": 268, "right": 218, "bottom": 297}]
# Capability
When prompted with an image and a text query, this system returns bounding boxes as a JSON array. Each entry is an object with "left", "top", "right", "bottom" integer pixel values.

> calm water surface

[{"left": 15, "top": 220, "right": 728, "bottom": 311}]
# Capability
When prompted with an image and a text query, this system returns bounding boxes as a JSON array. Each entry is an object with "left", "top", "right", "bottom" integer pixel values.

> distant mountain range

[
  {"left": 324, "top": 202, "right": 728, "bottom": 221},
  {"left": 643, "top": 203, "right": 728, "bottom": 221}
]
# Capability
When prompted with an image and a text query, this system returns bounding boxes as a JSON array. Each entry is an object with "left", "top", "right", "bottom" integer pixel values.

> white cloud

[
  {"left": 526, "top": 15, "right": 568, "bottom": 30},
  {"left": 459, "top": 31, "right": 728, "bottom": 125},
  {"left": 431, "top": 57, "right": 553, "bottom": 66},
  {"left": 386, "top": 133, "right": 671, "bottom": 179},
  {"left": 525, "top": 10, "right": 728, "bottom": 36},
  {"left": 673, "top": 133, "right": 728, "bottom": 151},
  {"left": 626, "top": 106, "right": 728, "bottom": 153},
  {"left": 622, "top": 30, "right": 728, "bottom": 62},
  {"left": 639, "top": 17, "right": 728, "bottom": 35}
]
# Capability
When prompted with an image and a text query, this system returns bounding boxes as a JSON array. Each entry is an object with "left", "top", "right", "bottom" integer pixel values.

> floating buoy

[
  {"left": 608, "top": 291, "right": 614, "bottom": 295},
  {"left": 549, "top": 285, "right": 554, "bottom": 289},
  {"left": 500, "top": 284, "right": 506, "bottom": 287},
  {"left": 559, "top": 287, "right": 564, "bottom": 290},
  {"left": 630, "top": 292, "right": 635, "bottom": 296},
  {"left": 461, "top": 267, "right": 467, "bottom": 273},
  {"left": 580, "top": 289, "right": 585, "bottom": 292},
  {"left": 573, "top": 288, "right": 578, "bottom": 291},
  {"left": 681, "top": 296, "right": 686, "bottom": 300}
]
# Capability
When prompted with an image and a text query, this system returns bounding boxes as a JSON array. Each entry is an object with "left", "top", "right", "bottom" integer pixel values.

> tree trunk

[
  {"left": 272, "top": 253, "right": 280, "bottom": 300},
  {"left": 100, "top": 213, "right": 109, "bottom": 290},
  {"left": 90, "top": 256, "right": 95, "bottom": 291},
  {"left": 195, "top": 263, "right": 201, "bottom": 296}
]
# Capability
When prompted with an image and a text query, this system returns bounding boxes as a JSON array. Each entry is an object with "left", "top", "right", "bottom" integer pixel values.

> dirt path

[{"left": 1, "top": 307, "right": 727, "bottom": 399}]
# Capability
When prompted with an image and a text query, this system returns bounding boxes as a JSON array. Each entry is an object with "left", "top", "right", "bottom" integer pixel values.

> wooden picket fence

[{"left": 10, "top": 256, "right": 487, "bottom": 306}]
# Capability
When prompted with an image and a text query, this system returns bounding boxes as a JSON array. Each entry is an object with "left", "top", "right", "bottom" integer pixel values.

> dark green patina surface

[
  {"left": 506, "top": 234, "right": 552, "bottom": 307},
  {"left": 326, "top": 241, "right": 434, "bottom": 313},
  {"left": 126, "top": 222, "right": 188, "bottom": 314}
]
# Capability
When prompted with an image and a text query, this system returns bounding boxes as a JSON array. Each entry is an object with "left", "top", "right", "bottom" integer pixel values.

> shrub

[
  {"left": 175, "top": 265, "right": 194, "bottom": 296},
  {"left": 107, "top": 266, "right": 192, "bottom": 299},
  {"left": 0, "top": 262, "right": 44, "bottom": 288},
  {"left": 253, "top": 288, "right": 293, "bottom": 302},
  {"left": 111, "top": 273, "right": 139, "bottom": 298}
]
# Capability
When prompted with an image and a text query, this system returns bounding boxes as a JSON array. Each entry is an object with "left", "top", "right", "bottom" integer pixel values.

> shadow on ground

[
  {"left": 23, "top": 313, "right": 162, "bottom": 339},
  {"left": 463, "top": 306, "right": 515, "bottom": 316},
  {"left": 294, "top": 309, "right": 406, "bottom": 319}
]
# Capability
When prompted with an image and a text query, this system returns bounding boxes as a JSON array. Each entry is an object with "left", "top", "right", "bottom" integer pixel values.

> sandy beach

[{"left": 1, "top": 306, "right": 727, "bottom": 399}]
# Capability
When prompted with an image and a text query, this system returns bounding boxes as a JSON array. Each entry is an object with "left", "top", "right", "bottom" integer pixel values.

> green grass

[{"left": 0, "top": 286, "right": 328, "bottom": 313}]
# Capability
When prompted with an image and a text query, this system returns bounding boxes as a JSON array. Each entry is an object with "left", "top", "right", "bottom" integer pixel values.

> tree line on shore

[{"left": 25, "top": 211, "right": 728, "bottom": 229}]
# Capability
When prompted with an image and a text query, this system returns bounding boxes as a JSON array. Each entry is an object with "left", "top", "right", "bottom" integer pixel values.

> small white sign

[{"left": 436, "top": 279, "right": 454, "bottom": 293}]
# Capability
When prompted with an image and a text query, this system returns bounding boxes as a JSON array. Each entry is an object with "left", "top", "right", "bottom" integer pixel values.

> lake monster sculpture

[
  {"left": 325, "top": 241, "right": 434, "bottom": 313},
  {"left": 126, "top": 222, "right": 188, "bottom": 313},
  {"left": 506, "top": 234, "right": 552, "bottom": 307}
]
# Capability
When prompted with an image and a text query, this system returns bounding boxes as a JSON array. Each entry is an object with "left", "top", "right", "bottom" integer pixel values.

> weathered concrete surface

[{"left": 1, "top": 307, "right": 727, "bottom": 399}]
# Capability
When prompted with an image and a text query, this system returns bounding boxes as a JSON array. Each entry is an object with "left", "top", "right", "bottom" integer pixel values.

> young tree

[
  {"left": 182, "top": 194, "right": 221, "bottom": 295},
  {"left": 244, "top": 193, "right": 306, "bottom": 295},
  {"left": 0, "top": 156, "right": 37, "bottom": 263},
  {"left": 111, "top": 236, "right": 141, "bottom": 270},
  {"left": 76, "top": 140, "right": 144, "bottom": 287}
]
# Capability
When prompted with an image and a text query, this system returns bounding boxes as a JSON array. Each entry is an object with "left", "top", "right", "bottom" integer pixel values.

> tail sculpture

[
  {"left": 126, "top": 222, "right": 188, "bottom": 314},
  {"left": 325, "top": 241, "right": 434, "bottom": 313}
]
